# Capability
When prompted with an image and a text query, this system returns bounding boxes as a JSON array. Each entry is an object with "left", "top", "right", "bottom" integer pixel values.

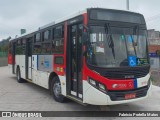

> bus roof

[
  {"left": 10, "top": 8, "right": 142, "bottom": 41},
  {"left": 10, "top": 9, "right": 87, "bottom": 41}
]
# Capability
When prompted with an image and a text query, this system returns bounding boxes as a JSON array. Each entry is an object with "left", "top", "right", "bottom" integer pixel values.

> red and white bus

[{"left": 8, "top": 8, "right": 151, "bottom": 105}]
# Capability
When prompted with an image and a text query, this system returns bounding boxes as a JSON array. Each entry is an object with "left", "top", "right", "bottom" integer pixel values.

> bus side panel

[
  {"left": 32, "top": 69, "right": 39, "bottom": 85},
  {"left": 58, "top": 75, "right": 66, "bottom": 96},
  {"left": 32, "top": 69, "right": 49, "bottom": 89},
  {"left": 15, "top": 55, "right": 26, "bottom": 79},
  {"left": 28, "top": 56, "right": 32, "bottom": 79},
  {"left": 32, "top": 55, "right": 53, "bottom": 89},
  {"left": 32, "top": 55, "right": 39, "bottom": 85},
  {"left": 38, "top": 71, "right": 49, "bottom": 89},
  {"left": 32, "top": 55, "right": 38, "bottom": 70}
]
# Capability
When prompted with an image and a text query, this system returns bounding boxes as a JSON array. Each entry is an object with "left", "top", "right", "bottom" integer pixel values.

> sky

[{"left": 0, "top": 0, "right": 160, "bottom": 41}]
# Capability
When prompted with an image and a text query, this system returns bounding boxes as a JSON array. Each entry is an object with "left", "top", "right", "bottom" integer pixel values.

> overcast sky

[{"left": 0, "top": 0, "right": 160, "bottom": 40}]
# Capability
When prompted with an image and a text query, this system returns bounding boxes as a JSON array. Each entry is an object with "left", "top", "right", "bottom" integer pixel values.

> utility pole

[{"left": 126, "top": 0, "right": 129, "bottom": 10}]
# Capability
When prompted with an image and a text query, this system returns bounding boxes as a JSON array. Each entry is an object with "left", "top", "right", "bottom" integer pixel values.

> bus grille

[
  {"left": 103, "top": 65, "right": 150, "bottom": 79},
  {"left": 108, "top": 86, "right": 149, "bottom": 101}
]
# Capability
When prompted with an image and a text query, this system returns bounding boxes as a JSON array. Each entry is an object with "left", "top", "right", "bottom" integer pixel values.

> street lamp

[{"left": 126, "top": 0, "right": 129, "bottom": 10}]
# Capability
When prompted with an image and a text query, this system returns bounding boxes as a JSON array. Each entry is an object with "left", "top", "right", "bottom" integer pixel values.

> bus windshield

[{"left": 87, "top": 26, "right": 149, "bottom": 68}]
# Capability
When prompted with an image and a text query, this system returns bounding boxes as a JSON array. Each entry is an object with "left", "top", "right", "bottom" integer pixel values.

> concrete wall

[{"left": 0, "top": 57, "right": 8, "bottom": 67}]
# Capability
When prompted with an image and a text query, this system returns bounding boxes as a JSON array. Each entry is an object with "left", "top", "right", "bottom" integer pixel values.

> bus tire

[
  {"left": 16, "top": 67, "right": 24, "bottom": 83},
  {"left": 51, "top": 76, "right": 65, "bottom": 103}
]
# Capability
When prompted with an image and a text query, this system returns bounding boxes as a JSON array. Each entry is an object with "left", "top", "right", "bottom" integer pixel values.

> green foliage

[
  {"left": 0, "top": 39, "right": 9, "bottom": 57},
  {"left": 0, "top": 52, "right": 8, "bottom": 57},
  {"left": 16, "top": 46, "right": 25, "bottom": 55},
  {"left": 0, "top": 39, "right": 9, "bottom": 53}
]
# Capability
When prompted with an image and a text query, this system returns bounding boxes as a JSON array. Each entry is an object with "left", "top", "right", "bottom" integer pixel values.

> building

[
  {"left": 148, "top": 29, "right": 160, "bottom": 69},
  {"left": 149, "top": 45, "right": 160, "bottom": 69},
  {"left": 147, "top": 29, "right": 160, "bottom": 45}
]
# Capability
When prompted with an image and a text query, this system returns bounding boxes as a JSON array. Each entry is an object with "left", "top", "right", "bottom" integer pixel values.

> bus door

[
  {"left": 26, "top": 38, "right": 32, "bottom": 80},
  {"left": 12, "top": 42, "right": 16, "bottom": 74},
  {"left": 67, "top": 23, "right": 83, "bottom": 99}
]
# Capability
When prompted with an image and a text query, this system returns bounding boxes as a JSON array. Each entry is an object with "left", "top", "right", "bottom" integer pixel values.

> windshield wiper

[
  {"left": 130, "top": 35, "right": 137, "bottom": 56},
  {"left": 132, "top": 25, "right": 140, "bottom": 56},
  {"left": 104, "top": 23, "right": 115, "bottom": 59}
]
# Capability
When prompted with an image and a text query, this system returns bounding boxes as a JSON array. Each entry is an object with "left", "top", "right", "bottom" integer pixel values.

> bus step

[
  {"left": 66, "top": 95, "right": 87, "bottom": 106},
  {"left": 25, "top": 79, "right": 32, "bottom": 83}
]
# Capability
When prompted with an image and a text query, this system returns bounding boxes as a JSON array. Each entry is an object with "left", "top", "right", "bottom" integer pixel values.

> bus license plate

[{"left": 125, "top": 93, "right": 136, "bottom": 100}]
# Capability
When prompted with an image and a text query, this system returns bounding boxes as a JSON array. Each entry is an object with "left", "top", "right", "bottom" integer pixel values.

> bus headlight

[
  {"left": 88, "top": 78, "right": 107, "bottom": 93},
  {"left": 99, "top": 83, "right": 106, "bottom": 91},
  {"left": 89, "top": 78, "right": 96, "bottom": 86}
]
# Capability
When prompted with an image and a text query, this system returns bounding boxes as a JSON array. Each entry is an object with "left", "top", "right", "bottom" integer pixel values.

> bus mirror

[{"left": 82, "top": 32, "right": 88, "bottom": 44}]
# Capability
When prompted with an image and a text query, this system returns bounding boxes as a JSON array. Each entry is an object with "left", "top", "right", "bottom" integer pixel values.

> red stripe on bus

[
  {"left": 84, "top": 66, "right": 134, "bottom": 90},
  {"left": 8, "top": 54, "right": 12, "bottom": 64},
  {"left": 53, "top": 22, "right": 68, "bottom": 76},
  {"left": 81, "top": 12, "right": 134, "bottom": 91},
  {"left": 82, "top": 13, "right": 88, "bottom": 80}
]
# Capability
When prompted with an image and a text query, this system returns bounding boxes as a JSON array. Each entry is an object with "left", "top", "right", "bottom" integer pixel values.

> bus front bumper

[{"left": 83, "top": 81, "right": 152, "bottom": 105}]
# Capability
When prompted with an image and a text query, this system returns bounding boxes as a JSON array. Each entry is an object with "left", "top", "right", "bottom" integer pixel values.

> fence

[
  {"left": 0, "top": 52, "right": 8, "bottom": 57},
  {"left": 0, "top": 52, "right": 8, "bottom": 67}
]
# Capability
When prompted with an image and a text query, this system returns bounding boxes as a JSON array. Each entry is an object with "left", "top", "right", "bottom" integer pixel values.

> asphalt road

[
  {"left": 0, "top": 66, "right": 160, "bottom": 120},
  {"left": 0, "top": 57, "right": 8, "bottom": 67}
]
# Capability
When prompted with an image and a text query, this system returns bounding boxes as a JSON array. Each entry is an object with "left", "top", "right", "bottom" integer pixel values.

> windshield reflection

[{"left": 87, "top": 26, "right": 148, "bottom": 67}]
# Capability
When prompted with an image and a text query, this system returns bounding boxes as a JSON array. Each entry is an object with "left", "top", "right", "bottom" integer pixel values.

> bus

[{"left": 8, "top": 8, "right": 151, "bottom": 105}]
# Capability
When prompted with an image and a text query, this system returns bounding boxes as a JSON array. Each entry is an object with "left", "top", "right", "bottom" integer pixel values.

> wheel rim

[{"left": 53, "top": 81, "right": 61, "bottom": 98}]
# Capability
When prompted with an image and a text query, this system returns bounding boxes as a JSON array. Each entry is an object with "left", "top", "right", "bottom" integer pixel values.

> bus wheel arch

[
  {"left": 49, "top": 72, "right": 65, "bottom": 102},
  {"left": 49, "top": 72, "right": 58, "bottom": 91}
]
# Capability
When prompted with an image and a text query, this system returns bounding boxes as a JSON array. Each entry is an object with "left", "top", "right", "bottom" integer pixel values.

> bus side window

[
  {"left": 34, "top": 33, "right": 41, "bottom": 43},
  {"left": 41, "top": 43, "right": 51, "bottom": 54},
  {"left": 52, "top": 28, "right": 55, "bottom": 53},
  {"left": 41, "top": 30, "right": 52, "bottom": 54},
  {"left": 42, "top": 30, "right": 51, "bottom": 41},
  {"left": 16, "top": 39, "right": 25, "bottom": 55},
  {"left": 53, "top": 25, "right": 64, "bottom": 54},
  {"left": 33, "top": 33, "right": 42, "bottom": 54},
  {"left": 22, "top": 38, "right": 26, "bottom": 54}
]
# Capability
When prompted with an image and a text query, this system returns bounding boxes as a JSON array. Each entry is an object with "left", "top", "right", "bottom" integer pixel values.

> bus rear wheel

[
  {"left": 51, "top": 76, "right": 65, "bottom": 103},
  {"left": 16, "top": 67, "right": 24, "bottom": 83}
]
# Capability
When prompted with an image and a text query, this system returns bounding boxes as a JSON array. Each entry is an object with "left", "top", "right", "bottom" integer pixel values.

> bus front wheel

[{"left": 51, "top": 76, "right": 65, "bottom": 103}]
